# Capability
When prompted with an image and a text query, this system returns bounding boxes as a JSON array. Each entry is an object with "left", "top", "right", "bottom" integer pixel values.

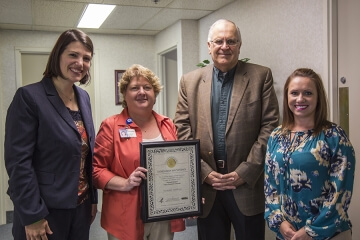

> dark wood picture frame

[
  {"left": 140, "top": 140, "right": 202, "bottom": 222},
  {"left": 115, "top": 70, "right": 125, "bottom": 105}
]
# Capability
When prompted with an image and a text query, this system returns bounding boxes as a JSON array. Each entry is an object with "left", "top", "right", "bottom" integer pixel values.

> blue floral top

[{"left": 264, "top": 123, "right": 355, "bottom": 240}]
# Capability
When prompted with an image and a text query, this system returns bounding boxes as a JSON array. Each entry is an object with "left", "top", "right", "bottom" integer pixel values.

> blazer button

[{"left": 208, "top": 152, "right": 212, "bottom": 155}]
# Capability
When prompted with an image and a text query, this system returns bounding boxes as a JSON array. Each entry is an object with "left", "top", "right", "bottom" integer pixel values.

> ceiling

[{"left": 0, "top": 0, "right": 235, "bottom": 35}]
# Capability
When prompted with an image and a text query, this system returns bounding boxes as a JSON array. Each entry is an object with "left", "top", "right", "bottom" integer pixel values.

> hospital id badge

[{"left": 119, "top": 128, "right": 136, "bottom": 138}]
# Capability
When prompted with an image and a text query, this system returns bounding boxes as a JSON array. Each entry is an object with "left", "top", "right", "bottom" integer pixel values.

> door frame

[
  {"left": 0, "top": 47, "right": 52, "bottom": 224},
  {"left": 15, "top": 47, "right": 52, "bottom": 88},
  {"left": 157, "top": 45, "right": 178, "bottom": 116},
  {"left": 326, "top": 0, "right": 339, "bottom": 123},
  {"left": 0, "top": 47, "right": 100, "bottom": 223},
  {"left": 14, "top": 47, "right": 100, "bottom": 127}
]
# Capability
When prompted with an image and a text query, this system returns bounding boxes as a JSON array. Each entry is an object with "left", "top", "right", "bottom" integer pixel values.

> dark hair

[
  {"left": 119, "top": 64, "right": 162, "bottom": 108},
  {"left": 43, "top": 29, "right": 94, "bottom": 85},
  {"left": 282, "top": 68, "right": 331, "bottom": 135}
]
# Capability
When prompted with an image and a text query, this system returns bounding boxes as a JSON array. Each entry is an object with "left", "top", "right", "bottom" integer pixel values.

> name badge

[{"left": 119, "top": 128, "right": 137, "bottom": 138}]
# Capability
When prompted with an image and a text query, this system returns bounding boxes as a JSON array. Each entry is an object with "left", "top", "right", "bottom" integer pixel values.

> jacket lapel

[
  {"left": 200, "top": 65, "right": 214, "bottom": 142},
  {"left": 226, "top": 61, "right": 249, "bottom": 133},
  {"left": 42, "top": 77, "right": 79, "bottom": 135},
  {"left": 75, "top": 86, "right": 94, "bottom": 142}
]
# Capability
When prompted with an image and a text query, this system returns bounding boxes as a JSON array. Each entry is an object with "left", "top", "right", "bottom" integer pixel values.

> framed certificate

[{"left": 140, "top": 140, "right": 202, "bottom": 222}]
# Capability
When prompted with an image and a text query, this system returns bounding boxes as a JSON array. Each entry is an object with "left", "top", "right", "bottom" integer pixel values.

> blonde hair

[{"left": 119, "top": 64, "right": 162, "bottom": 108}]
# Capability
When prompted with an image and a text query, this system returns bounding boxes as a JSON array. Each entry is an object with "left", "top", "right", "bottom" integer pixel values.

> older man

[{"left": 174, "top": 19, "right": 279, "bottom": 240}]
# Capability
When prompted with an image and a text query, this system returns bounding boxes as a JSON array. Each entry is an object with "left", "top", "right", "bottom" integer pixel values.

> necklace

[
  {"left": 56, "top": 87, "right": 74, "bottom": 101},
  {"left": 52, "top": 77, "right": 75, "bottom": 102}
]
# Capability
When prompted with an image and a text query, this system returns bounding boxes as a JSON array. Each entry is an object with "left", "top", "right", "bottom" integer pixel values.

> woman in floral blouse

[{"left": 264, "top": 68, "right": 355, "bottom": 240}]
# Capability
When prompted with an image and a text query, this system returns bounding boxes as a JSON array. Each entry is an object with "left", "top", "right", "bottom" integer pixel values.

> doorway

[
  {"left": 0, "top": 48, "right": 97, "bottom": 223},
  {"left": 159, "top": 47, "right": 178, "bottom": 119},
  {"left": 16, "top": 49, "right": 96, "bottom": 120}
]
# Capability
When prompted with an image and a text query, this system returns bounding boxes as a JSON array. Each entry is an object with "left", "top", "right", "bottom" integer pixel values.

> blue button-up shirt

[{"left": 211, "top": 65, "right": 236, "bottom": 161}]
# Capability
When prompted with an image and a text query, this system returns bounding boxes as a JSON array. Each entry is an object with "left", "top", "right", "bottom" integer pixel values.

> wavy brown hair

[
  {"left": 282, "top": 68, "right": 331, "bottom": 135},
  {"left": 43, "top": 29, "right": 94, "bottom": 85}
]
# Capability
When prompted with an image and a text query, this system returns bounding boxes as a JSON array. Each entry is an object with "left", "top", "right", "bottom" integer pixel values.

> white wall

[
  {"left": 0, "top": 30, "right": 155, "bottom": 127},
  {"left": 0, "top": 30, "right": 62, "bottom": 220},
  {"left": 198, "top": 0, "right": 325, "bottom": 116},
  {"left": 338, "top": 1, "right": 360, "bottom": 238},
  {"left": 154, "top": 19, "right": 199, "bottom": 116},
  {"left": 179, "top": 20, "right": 200, "bottom": 77},
  {"left": 155, "top": 19, "right": 199, "bottom": 86},
  {"left": 155, "top": 20, "right": 182, "bottom": 83},
  {"left": 89, "top": 33, "right": 155, "bottom": 128},
  {"left": 0, "top": 30, "right": 156, "bottom": 220},
  {"left": 1, "top": 0, "right": 354, "bottom": 231},
  {"left": 164, "top": 50, "right": 178, "bottom": 119},
  {"left": 196, "top": 0, "right": 359, "bottom": 237}
]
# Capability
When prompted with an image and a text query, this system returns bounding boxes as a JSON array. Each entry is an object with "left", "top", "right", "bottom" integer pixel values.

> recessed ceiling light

[{"left": 77, "top": 4, "right": 116, "bottom": 28}]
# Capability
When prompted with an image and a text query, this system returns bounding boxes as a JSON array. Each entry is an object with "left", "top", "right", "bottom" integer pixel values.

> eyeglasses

[{"left": 210, "top": 39, "right": 239, "bottom": 47}]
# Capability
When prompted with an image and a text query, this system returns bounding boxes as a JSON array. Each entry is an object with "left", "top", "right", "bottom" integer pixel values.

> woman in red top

[{"left": 93, "top": 64, "right": 185, "bottom": 240}]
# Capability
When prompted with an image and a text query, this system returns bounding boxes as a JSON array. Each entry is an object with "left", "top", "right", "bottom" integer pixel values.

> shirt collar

[{"left": 213, "top": 63, "right": 237, "bottom": 82}]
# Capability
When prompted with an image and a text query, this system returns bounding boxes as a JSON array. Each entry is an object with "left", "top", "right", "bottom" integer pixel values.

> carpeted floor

[
  {"left": 0, "top": 215, "right": 198, "bottom": 240},
  {"left": 0, "top": 215, "right": 275, "bottom": 240}
]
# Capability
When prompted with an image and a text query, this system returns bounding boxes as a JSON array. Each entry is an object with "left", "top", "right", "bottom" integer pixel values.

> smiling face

[
  {"left": 287, "top": 76, "right": 318, "bottom": 124},
  {"left": 124, "top": 76, "right": 156, "bottom": 112},
  {"left": 59, "top": 41, "right": 92, "bottom": 83},
  {"left": 207, "top": 20, "right": 241, "bottom": 72}
]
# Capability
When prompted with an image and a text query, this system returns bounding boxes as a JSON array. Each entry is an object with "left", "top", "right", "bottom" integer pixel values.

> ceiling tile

[
  {"left": 141, "top": 8, "right": 211, "bottom": 30},
  {"left": 132, "top": 29, "right": 160, "bottom": 35},
  {"left": 0, "top": 0, "right": 32, "bottom": 24},
  {"left": 47, "top": 0, "right": 103, "bottom": 3},
  {"left": 82, "top": 28, "right": 137, "bottom": 35},
  {"left": 32, "top": 25, "right": 72, "bottom": 32},
  {"left": 0, "top": 23, "right": 33, "bottom": 30},
  {"left": 0, "top": 0, "right": 234, "bottom": 35},
  {"left": 103, "top": 0, "right": 174, "bottom": 8},
  {"left": 168, "top": 0, "right": 235, "bottom": 11},
  {"left": 102, "top": 6, "right": 162, "bottom": 29},
  {"left": 33, "top": 0, "right": 85, "bottom": 27}
]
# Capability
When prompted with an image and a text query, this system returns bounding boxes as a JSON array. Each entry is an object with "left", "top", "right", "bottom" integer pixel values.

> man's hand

[
  {"left": 222, "top": 172, "right": 245, "bottom": 187},
  {"left": 204, "top": 171, "right": 244, "bottom": 190},
  {"left": 25, "top": 219, "right": 53, "bottom": 240}
]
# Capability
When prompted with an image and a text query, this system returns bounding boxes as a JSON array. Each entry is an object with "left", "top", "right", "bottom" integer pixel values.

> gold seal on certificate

[
  {"left": 140, "top": 140, "right": 202, "bottom": 222},
  {"left": 166, "top": 157, "right": 176, "bottom": 168}
]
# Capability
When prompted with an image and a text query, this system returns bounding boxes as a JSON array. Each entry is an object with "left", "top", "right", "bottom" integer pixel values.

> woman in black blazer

[{"left": 5, "top": 29, "right": 97, "bottom": 240}]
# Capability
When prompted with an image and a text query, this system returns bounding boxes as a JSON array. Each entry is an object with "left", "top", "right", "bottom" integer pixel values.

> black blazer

[{"left": 5, "top": 77, "right": 97, "bottom": 226}]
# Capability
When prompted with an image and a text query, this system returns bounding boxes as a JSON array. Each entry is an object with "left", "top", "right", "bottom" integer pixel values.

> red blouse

[{"left": 93, "top": 108, "right": 185, "bottom": 240}]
